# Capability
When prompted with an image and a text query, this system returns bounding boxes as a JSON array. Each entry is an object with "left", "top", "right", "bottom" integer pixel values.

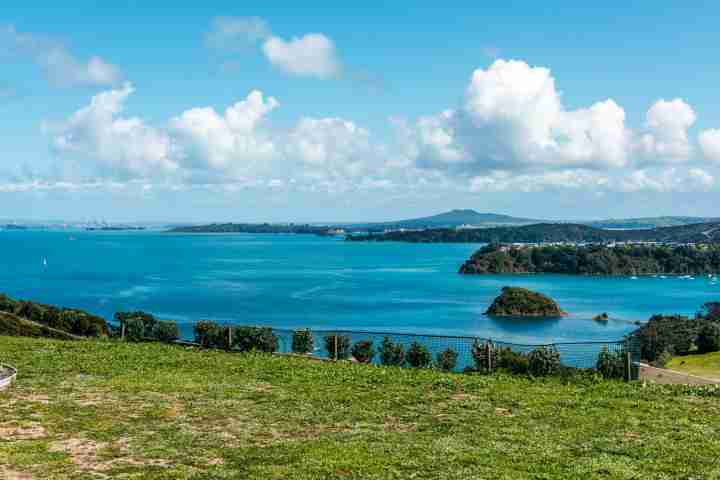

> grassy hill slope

[
  {"left": 0, "top": 312, "right": 83, "bottom": 340},
  {"left": 1, "top": 336, "right": 719, "bottom": 479}
]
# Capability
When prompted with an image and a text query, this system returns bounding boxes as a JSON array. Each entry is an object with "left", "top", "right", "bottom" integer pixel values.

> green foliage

[
  {"left": 194, "top": 321, "right": 227, "bottom": 349},
  {"left": 460, "top": 243, "right": 720, "bottom": 276},
  {"left": 0, "top": 312, "right": 78, "bottom": 340},
  {"left": 435, "top": 348, "right": 458, "bottom": 371},
  {"left": 116, "top": 311, "right": 157, "bottom": 341},
  {"left": 291, "top": 329, "right": 314, "bottom": 354},
  {"left": 350, "top": 340, "right": 375, "bottom": 363},
  {"left": 153, "top": 320, "right": 180, "bottom": 343},
  {"left": 596, "top": 347, "right": 625, "bottom": 379},
  {"left": 697, "top": 323, "right": 720, "bottom": 354},
  {"left": 233, "top": 326, "right": 278, "bottom": 353},
  {"left": 378, "top": 337, "right": 405, "bottom": 366},
  {"left": 124, "top": 318, "right": 146, "bottom": 342},
  {"left": 485, "top": 286, "right": 565, "bottom": 317},
  {"left": 471, "top": 340, "right": 495, "bottom": 373},
  {"left": 406, "top": 341, "right": 432, "bottom": 368},
  {"left": 527, "top": 346, "right": 561, "bottom": 376},
  {"left": 0, "top": 293, "right": 108, "bottom": 338},
  {"left": 324, "top": 334, "right": 351, "bottom": 360},
  {"left": 634, "top": 315, "right": 700, "bottom": 361},
  {"left": 654, "top": 349, "right": 673, "bottom": 368},
  {"left": 496, "top": 347, "right": 530, "bottom": 374}
]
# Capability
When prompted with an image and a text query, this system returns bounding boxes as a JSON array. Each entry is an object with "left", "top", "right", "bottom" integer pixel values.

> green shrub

[
  {"left": 527, "top": 346, "right": 561, "bottom": 376},
  {"left": 292, "top": 329, "right": 314, "bottom": 354},
  {"left": 233, "top": 326, "right": 278, "bottom": 353},
  {"left": 0, "top": 294, "right": 108, "bottom": 338},
  {"left": 697, "top": 323, "right": 720, "bottom": 354},
  {"left": 124, "top": 318, "right": 146, "bottom": 342},
  {"left": 324, "top": 334, "right": 351, "bottom": 360},
  {"left": 633, "top": 315, "right": 699, "bottom": 361},
  {"left": 496, "top": 347, "right": 529, "bottom": 374},
  {"left": 153, "top": 321, "right": 180, "bottom": 343},
  {"left": 653, "top": 349, "right": 673, "bottom": 368},
  {"left": 406, "top": 341, "right": 432, "bottom": 368},
  {"left": 351, "top": 340, "right": 375, "bottom": 363},
  {"left": 471, "top": 340, "right": 496, "bottom": 373},
  {"left": 596, "top": 347, "right": 625, "bottom": 379},
  {"left": 116, "top": 311, "right": 157, "bottom": 340},
  {"left": 436, "top": 348, "right": 458, "bottom": 371},
  {"left": 378, "top": 337, "right": 405, "bottom": 366},
  {"left": 194, "top": 321, "right": 227, "bottom": 348}
]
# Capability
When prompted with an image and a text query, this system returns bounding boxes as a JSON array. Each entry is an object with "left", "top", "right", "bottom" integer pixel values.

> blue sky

[{"left": 2, "top": 1, "right": 720, "bottom": 222}]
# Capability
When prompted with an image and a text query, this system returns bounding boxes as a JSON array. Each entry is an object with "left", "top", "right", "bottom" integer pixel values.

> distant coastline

[{"left": 348, "top": 222, "right": 720, "bottom": 245}]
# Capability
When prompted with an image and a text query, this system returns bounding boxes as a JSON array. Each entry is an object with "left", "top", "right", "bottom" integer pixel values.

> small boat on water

[
  {"left": 630, "top": 276, "right": 638, "bottom": 280},
  {"left": 42, "top": 258, "right": 48, "bottom": 268}
]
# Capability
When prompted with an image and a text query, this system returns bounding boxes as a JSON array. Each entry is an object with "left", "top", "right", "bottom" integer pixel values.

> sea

[{"left": 1, "top": 229, "right": 717, "bottom": 344}]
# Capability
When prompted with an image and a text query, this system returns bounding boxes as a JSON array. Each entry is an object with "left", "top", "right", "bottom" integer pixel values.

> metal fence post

[
  {"left": 485, "top": 341, "right": 493, "bottom": 373},
  {"left": 333, "top": 332, "right": 338, "bottom": 361},
  {"left": 226, "top": 326, "right": 233, "bottom": 351},
  {"left": 624, "top": 340, "right": 632, "bottom": 382},
  {"left": 121, "top": 321, "right": 126, "bottom": 341}
]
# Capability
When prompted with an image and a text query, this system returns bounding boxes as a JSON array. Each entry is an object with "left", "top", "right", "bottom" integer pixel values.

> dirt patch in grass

[
  {"left": 50, "top": 437, "right": 171, "bottom": 472},
  {"left": 0, "top": 466, "right": 34, "bottom": 480},
  {"left": 0, "top": 423, "right": 48, "bottom": 440}
]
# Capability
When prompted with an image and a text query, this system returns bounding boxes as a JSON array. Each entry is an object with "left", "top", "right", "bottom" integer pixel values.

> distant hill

[
  {"left": 348, "top": 222, "right": 720, "bottom": 244},
  {"left": 360, "top": 209, "right": 539, "bottom": 229}
]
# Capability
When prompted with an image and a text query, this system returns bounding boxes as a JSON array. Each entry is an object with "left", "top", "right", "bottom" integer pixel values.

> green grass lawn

[
  {"left": 667, "top": 352, "right": 720, "bottom": 381},
  {"left": 1, "top": 336, "right": 720, "bottom": 479}
]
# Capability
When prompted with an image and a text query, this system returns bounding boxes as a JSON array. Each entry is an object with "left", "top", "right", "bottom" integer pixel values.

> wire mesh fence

[
  {"left": 166, "top": 320, "right": 640, "bottom": 380},
  {"left": 118, "top": 317, "right": 640, "bottom": 380}
]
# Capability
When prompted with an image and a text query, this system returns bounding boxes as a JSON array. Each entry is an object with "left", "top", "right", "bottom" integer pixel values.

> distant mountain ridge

[{"left": 361, "top": 209, "right": 539, "bottom": 229}]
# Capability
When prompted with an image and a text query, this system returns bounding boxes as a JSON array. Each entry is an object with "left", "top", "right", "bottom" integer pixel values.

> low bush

[
  {"left": 697, "top": 323, "right": 720, "bottom": 354},
  {"left": 116, "top": 311, "right": 157, "bottom": 341},
  {"left": 596, "top": 347, "right": 625, "bottom": 379},
  {"left": 436, "top": 348, "right": 458, "bottom": 371},
  {"left": 633, "top": 315, "right": 700, "bottom": 361},
  {"left": 153, "top": 320, "right": 180, "bottom": 343},
  {"left": 653, "top": 349, "right": 673, "bottom": 368},
  {"left": 527, "top": 346, "right": 561, "bottom": 376},
  {"left": 406, "top": 341, "right": 432, "bottom": 368},
  {"left": 378, "top": 337, "right": 405, "bottom": 366},
  {"left": 496, "top": 347, "right": 529, "bottom": 374},
  {"left": 233, "top": 326, "right": 278, "bottom": 353},
  {"left": 324, "top": 334, "right": 351, "bottom": 360},
  {"left": 194, "top": 321, "right": 227, "bottom": 349},
  {"left": 471, "top": 340, "right": 496, "bottom": 373},
  {"left": 292, "top": 329, "right": 314, "bottom": 354},
  {"left": 351, "top": 340, "right": 375, "bottom": 363},
  {"left": 124, "top": 318, "right": 146, "bottom": 342}
]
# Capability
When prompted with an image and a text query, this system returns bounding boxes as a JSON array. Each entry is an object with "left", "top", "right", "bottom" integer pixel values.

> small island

[{"left": 485, "top": 287, "right": 567, "bottom": 317}]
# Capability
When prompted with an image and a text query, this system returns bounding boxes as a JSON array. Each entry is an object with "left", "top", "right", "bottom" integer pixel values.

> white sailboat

[{"left": 42, "top": 257, "right": 47, "bottom": 268}]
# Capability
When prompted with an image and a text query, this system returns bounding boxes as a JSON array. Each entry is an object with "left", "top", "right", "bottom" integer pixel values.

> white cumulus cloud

[
  {"left": 699, "top": 129, "right": 720, "bottom": 163},
  {"left": 51, "top": 83, "right": 178, "bottom": 177},
  {"left": 638, "top": 98, "right": 696, "bottom": 163},
  {"left": 411, "top": 59, "right": 631, "bottom": 174},
  {"left": 169, "top": 90, "right": 279, "bottom": 174}
]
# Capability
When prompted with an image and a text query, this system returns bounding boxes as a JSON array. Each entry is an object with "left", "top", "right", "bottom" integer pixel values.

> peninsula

[{"left": 459, "top": 244, "right": 720, "bottom": 276}]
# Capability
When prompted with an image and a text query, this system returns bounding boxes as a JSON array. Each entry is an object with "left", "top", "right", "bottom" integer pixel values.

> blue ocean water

[{"left": 1, "top": 230, "right": 717, "bottom": 344}]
